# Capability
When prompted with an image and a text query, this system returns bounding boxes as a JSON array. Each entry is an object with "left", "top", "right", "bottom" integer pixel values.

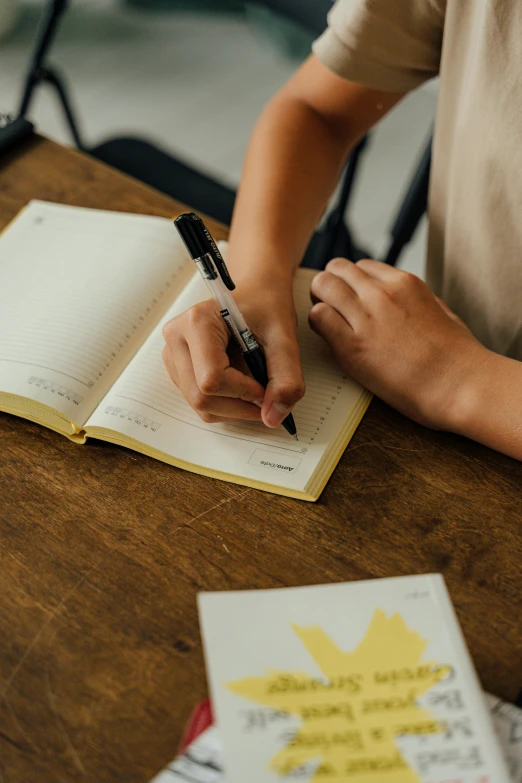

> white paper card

[{"left": 197, "top": 575, "right": 510, "bottom": 783}]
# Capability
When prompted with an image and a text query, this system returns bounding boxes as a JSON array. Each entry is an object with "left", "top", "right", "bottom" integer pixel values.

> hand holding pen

[{"left": 161, "top": 212, "right": 303, "bottom": 436}]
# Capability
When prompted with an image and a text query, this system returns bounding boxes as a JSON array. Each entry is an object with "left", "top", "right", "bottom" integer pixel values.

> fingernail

[{"left": 266, "top": 402, "right": 289, "bottom": 427}]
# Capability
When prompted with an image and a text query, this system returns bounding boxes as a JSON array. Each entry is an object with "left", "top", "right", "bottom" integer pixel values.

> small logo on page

[{"left": 248, "top": 449, "right": 301, "bottom": 474}]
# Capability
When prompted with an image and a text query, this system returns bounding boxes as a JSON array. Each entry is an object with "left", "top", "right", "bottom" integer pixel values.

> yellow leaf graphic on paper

[{"left": 227, "top": 610, "right": 450, "bottom": 782}]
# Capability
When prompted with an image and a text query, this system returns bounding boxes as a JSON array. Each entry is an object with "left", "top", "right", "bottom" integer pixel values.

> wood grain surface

[{"left": 0, "top": 137, "right": 521, "bottom": 783}]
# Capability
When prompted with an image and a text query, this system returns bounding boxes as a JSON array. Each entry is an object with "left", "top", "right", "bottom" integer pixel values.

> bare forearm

[
  {"left": 453, "top": 351, "right": 522, "bottom": 460},
  {"left": 227, "top": 56, "right": 403, "bottom": 294},
  {"left": 228, "top": 96, "right": 349, "bottom": 290}
]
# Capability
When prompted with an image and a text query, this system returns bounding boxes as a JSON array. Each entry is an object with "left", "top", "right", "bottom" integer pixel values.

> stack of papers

[{"left": 153, "top": 576, "right": 521, "bottom": 783}]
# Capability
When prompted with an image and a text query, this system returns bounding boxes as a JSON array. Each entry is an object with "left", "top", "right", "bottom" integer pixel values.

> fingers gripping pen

[{"left": 174, "top": 212, "right": 297, "bottom": 439}]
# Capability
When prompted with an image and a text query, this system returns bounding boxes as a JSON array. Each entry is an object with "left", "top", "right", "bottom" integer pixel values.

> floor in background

[{"left": 0, "top": 0, "right": 437, "bottom": 277}]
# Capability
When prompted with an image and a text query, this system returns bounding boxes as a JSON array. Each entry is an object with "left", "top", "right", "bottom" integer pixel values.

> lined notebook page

[
  {"left": 0, "top": 202, "right": 191, "bottom": 426},
  {"left": 87, "top": 268, "right": 368, "bottom": 494}
]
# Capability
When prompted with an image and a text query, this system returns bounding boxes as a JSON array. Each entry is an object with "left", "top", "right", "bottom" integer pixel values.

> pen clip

[
  {"left": 174, "top": 212, "right": 236, "bottom": 290},
  {"left": 201, "top": 224, "right": 236, "bottom": 291}
]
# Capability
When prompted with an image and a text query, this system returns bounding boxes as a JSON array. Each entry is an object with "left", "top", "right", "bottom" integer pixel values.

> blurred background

[{"left": 0, "top": 0, "right": 438, "bottom": 277}]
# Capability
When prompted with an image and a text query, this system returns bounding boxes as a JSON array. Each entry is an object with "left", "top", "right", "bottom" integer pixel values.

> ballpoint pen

[{"left": 174, "top": 212, "right": 297, "bottom": 439}]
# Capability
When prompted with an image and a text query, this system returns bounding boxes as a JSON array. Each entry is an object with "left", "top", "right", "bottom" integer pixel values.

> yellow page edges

[
  {"left": 85, "top": 390, "right": 372, "bottom": 503},
  {"left": 84, "top": 426, "right": 317, "bottom": 501},
  {"left": 306, "top": 389, "right": 373, "bottom": 499},
  {"left": 0, "top": 391, "right": 85, "bottom": 441}
]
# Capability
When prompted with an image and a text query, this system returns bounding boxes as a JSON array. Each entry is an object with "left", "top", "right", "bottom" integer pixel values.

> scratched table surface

[{"left": 0, "top": 136, "right": 521, "bottom": 783}]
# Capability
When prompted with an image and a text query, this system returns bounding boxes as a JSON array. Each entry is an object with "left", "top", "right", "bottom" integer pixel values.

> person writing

[{"left": 162, "top": 0, "right": 522, "bottom": 461}]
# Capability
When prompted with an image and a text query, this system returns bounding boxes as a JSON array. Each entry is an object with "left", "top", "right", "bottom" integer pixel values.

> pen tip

[{"left": 293, "top": 434, "right": 298, "bottom": 441}]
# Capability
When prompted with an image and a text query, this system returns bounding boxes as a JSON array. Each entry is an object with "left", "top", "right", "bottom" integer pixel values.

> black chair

[
  {"left": 17, "top": 0, "right": 373, "bottom": 268},
  {"left": 17, "top": 0, "right": 430, "bottom": 268},
  {"left": 382, "top": 132, "right": 432, "bottom": 267}
]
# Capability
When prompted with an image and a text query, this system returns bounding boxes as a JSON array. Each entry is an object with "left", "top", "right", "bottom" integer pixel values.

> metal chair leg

[
  {"left": 18, "top": 0, "right": 84, "bottom": 149},
  {"left": 19, "top": 0, "right": 68, "bottom": 114},
  {"left": 382, "top": 134, "right": 432, "bottom": 267},
  {"left": 321, "top": 135, "right": 370, "bottom": 265},
  {"left": 36, "top": 67, "right": 85, "bottom": 150}
]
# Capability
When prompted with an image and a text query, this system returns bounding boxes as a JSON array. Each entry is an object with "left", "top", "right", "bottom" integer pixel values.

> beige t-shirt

[{"left": 313, "top": 0, "right": 522, "bottom": 360}]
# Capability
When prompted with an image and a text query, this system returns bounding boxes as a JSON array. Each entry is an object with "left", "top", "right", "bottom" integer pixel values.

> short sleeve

[{"left": 313, "top": 0, "right": 446, "bottom": 93}]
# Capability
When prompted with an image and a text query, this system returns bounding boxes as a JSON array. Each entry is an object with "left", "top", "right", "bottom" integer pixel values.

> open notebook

[{"left": 0, "top": 201, "right": 371, "bottom": 501}]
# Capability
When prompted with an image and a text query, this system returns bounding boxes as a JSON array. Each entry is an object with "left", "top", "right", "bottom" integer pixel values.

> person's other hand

[{"left": 309, "top": 258, "right": 489, "bottom": 430}]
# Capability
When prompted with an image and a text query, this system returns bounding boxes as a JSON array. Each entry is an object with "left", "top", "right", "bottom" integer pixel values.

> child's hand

[
  {"left": 309, "top": 258, "right": 489, "bottom": 430},
  {"left": 162, "top": 287, "right": 305, "bottom": 428}
]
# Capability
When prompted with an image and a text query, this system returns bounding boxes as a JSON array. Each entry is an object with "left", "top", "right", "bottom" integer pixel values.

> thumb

[{"left": 260, "top": 336, "right": 305, "bottom": 428}]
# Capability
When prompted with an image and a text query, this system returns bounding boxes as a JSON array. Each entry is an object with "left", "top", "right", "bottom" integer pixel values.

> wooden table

[{"left": 0, "top": 136, "right": 521, "bottom": 783}]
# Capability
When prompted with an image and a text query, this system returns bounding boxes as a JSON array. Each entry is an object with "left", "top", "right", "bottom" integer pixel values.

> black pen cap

[
  {"left": 174, "top": 212, "right": 235, "bottom": 291},
  {"left": 174, "top": 212, "right": 208, "bottom": 260}
]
